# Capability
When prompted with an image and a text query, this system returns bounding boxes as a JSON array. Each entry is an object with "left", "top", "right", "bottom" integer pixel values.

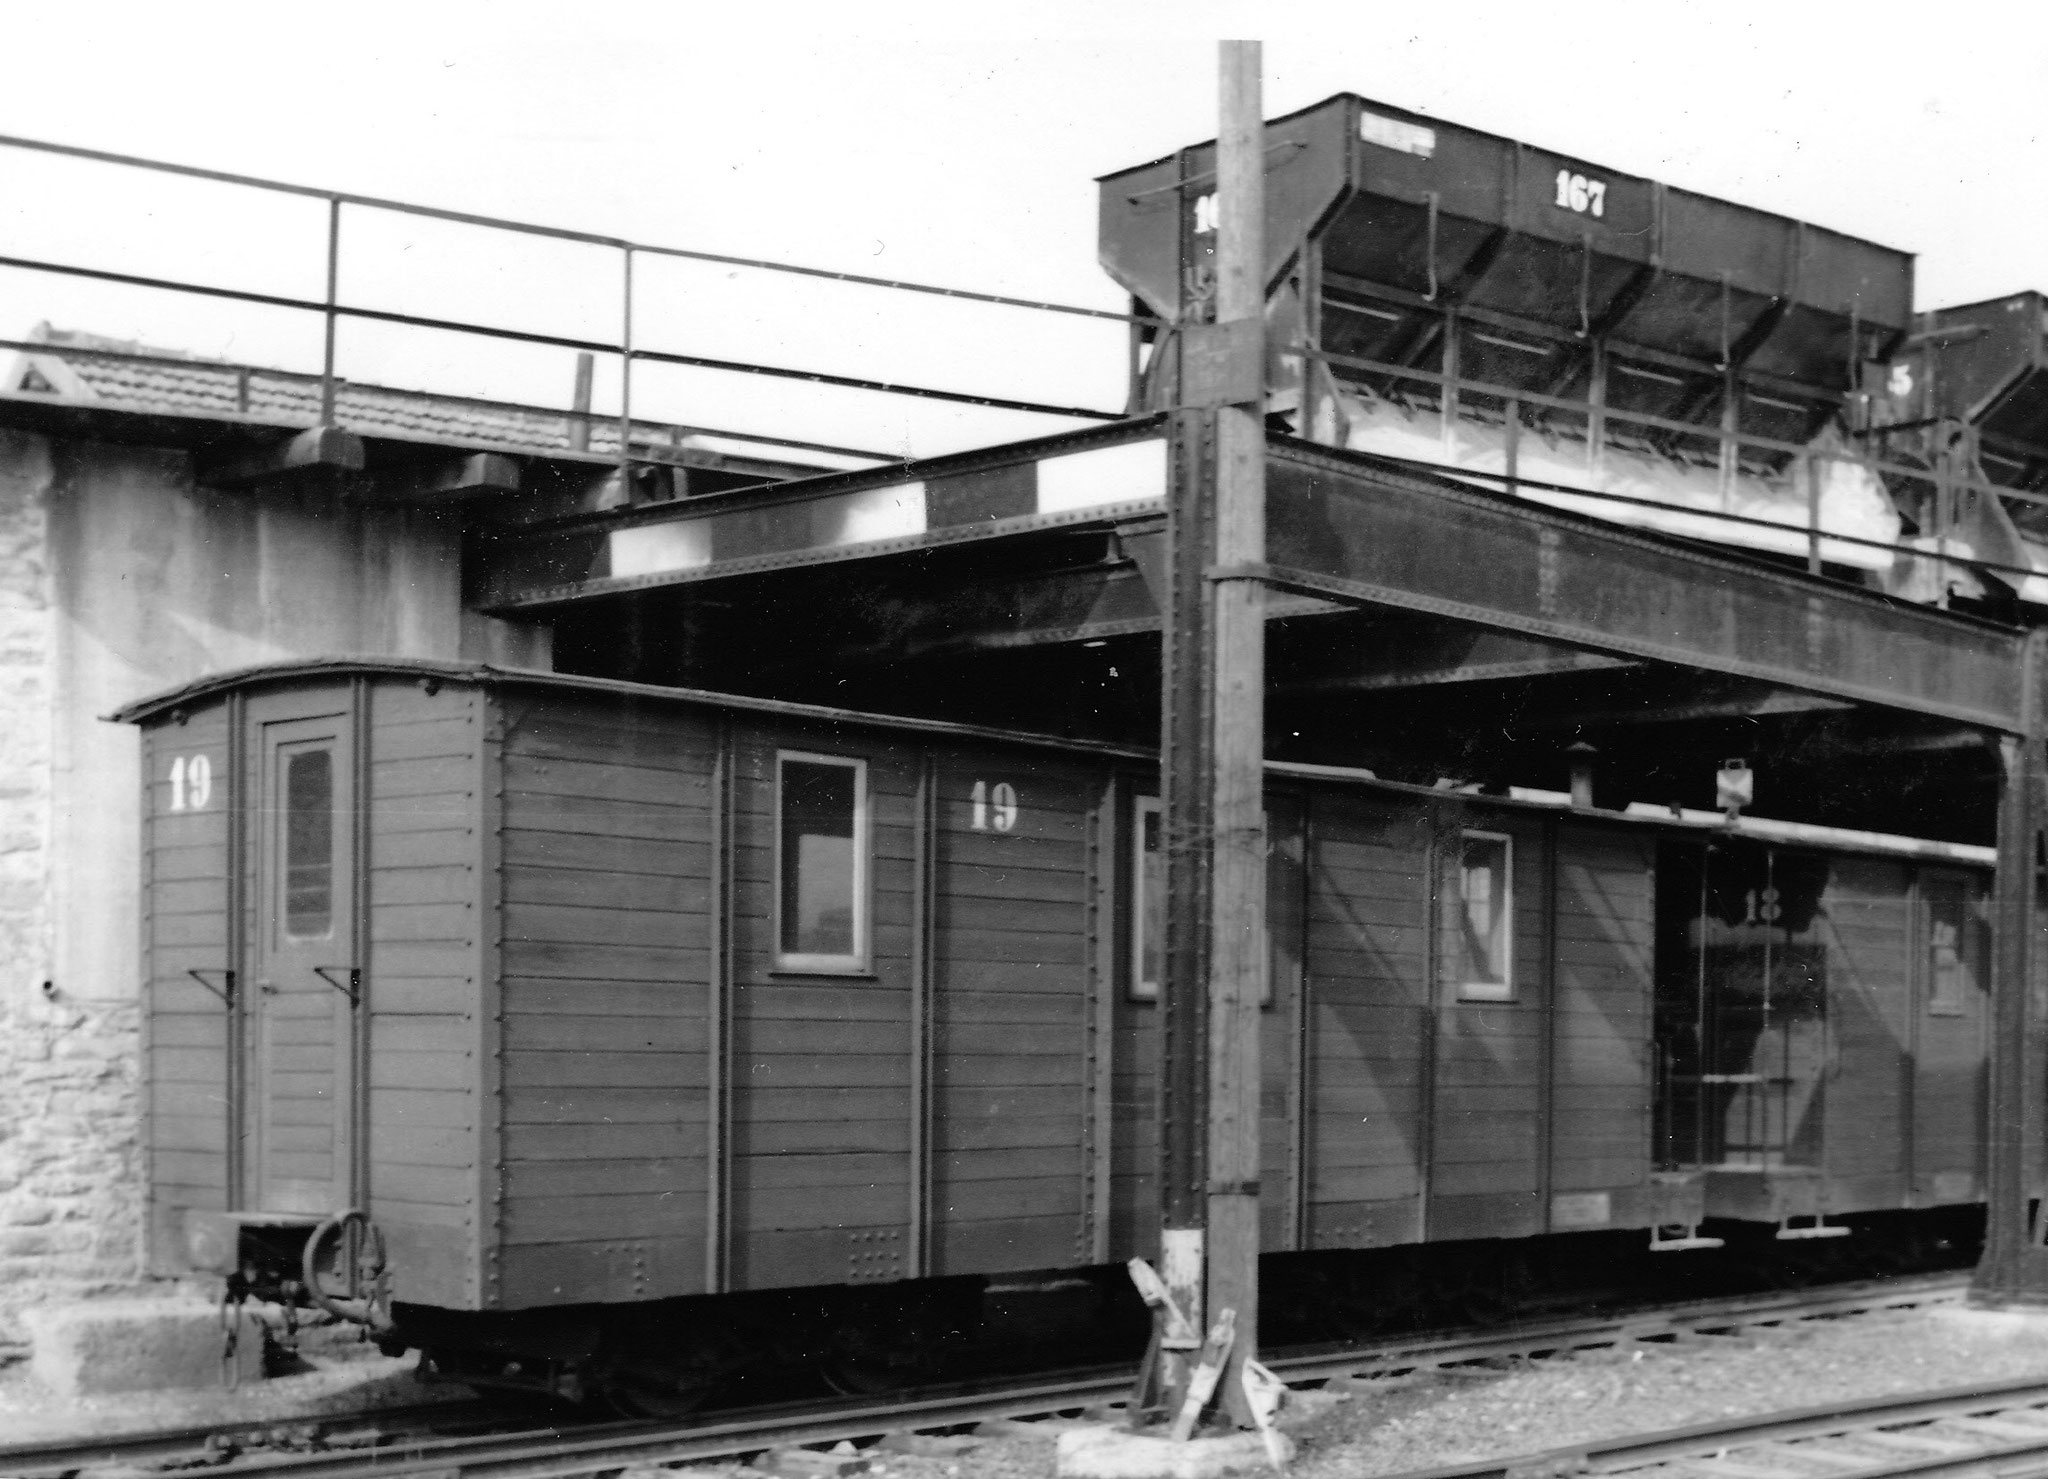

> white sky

[{"left": 2, "top": 1, "right": 2044, "bottom": 460}]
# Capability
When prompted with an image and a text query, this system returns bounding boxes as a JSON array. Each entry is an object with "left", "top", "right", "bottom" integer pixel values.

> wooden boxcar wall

[
  {"left": 482, "top": 690, "right": 1118, "bottom": 1309},
  {"left": 365, "top": 679, "right": 489, "bottom": 1311},
  {"left": 1296, "top": 796, "right": 1656, "bottom": 1248},
  {"left": 1547, "top": 825, "right": 1656, "bottom": 1228},
  {"left": 141, "top": 698, "right": 235, "bottom": 1274},
  {"left": 139, "top": 678, "right": 490, "bottom": 1307},
  {"left": 486, "top": 688, "right": 717, "bottom": 1308}
]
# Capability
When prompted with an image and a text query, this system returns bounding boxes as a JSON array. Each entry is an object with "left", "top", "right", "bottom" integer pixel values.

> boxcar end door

[{"left": 247, "top": 709, "right": 358, "bottom": 1217}]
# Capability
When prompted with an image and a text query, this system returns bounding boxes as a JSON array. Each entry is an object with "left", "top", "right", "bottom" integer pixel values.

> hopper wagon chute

[{"left": 1098, "top": 93, "right": 1928, "bottom": 587}]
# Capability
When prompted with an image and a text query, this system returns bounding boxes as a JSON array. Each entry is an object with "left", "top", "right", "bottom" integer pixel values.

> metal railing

[{"left": 0, "top": 131, "right": 1140, "bottom": 477}]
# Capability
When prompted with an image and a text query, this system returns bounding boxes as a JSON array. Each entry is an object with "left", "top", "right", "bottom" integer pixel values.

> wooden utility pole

[
  {"left": 1206, "top": 38, "right": 1268, "bottom": 1420},
  {"left": 1157, "top": 39, "right": 1267, "bottom": 1429}
]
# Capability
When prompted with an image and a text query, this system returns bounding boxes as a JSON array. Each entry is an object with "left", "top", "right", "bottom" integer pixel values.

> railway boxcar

[{"left": 118, "top": 660, "right": 1999, "bottom": 1398}]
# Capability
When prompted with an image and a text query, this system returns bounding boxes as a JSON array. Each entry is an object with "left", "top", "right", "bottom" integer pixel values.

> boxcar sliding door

[{"left": 245, "top": 698, "right": 359, "bottom": 1217}]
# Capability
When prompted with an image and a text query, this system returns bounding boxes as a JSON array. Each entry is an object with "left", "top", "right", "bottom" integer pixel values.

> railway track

[
  {"left": 0, "top": 1272, "right": 1974, "bottom": 1479},
  {"left": 1379, "top": 1374, "right": 2048, "bottom": 1479}
]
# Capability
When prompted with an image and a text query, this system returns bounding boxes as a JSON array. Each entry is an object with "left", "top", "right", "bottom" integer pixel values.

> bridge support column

[{"left": 1973, "top": 630, "right": 2048, "bottom": 1306}]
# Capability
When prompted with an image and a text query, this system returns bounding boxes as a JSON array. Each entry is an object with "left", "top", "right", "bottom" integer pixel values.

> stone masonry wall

[{"left": 0, "top": 429, "right": 143, "bottom": 1349}]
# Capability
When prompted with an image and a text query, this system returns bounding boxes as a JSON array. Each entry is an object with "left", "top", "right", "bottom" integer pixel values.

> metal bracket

[
  {"left": 312, "top": 966, "right": 362, "bottom": 1006},
  {"left": 1650, "top": 1223, "right": 1724, "bottom": 1252},
  {"left": 1777, "top": 1214, "right": 1850, "bottom": 1241},
  {"left": 187, "top": 969, "right": 236, "bottom": 1007}
]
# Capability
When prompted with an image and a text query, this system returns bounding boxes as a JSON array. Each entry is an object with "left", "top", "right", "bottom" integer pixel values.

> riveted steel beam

[{"left": 1261, "top": 439, "right": 2028, "bottom": 732}]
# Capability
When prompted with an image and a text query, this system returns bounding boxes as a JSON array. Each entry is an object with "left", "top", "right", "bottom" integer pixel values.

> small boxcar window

[
  {"left": 1925, "top": 876, "right": 1978, "bottom": 1017},
  {"left": 1128, "top": 795, "right": 1274, "bottom": 1005},
  {"left": 1131, "top": 796, "right": 1164, "bottom": 1000},
  {"left": 1458, "top": 830, "right": 1513, "bottom": 1000},
  {"left": 776, "top": 753, "right": 868, "bottom": 971},
  {"left": 283, "top": 747, "right": 335, "bottom": 940}
]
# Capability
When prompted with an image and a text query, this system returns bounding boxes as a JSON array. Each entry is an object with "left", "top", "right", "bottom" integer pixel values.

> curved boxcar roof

[
  {"left": 113, "top": 656, "right": 1993, "bottom": 869},
  {"left": 108, "top": 654, "right": 1152, "bottom": 761}
]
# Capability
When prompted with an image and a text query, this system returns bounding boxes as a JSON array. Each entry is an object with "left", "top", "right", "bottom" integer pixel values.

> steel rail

[
  {"left": 0, "top": 1397, "right": 511, "bottom": 1478},
  {"left": 1368, "top": 1376, "right": 2048, "bottom": 1479},
  {"left": 1268, "top": 1270, "right": 1969, "bottom": 1384},
  {"left": 0, "top": 1274, "right": 1969, "bottom": 1479}
]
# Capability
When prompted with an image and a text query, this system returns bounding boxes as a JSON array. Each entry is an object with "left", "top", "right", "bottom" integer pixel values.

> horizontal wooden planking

[
  {"left": 370, "top": 713, "right": 477, "bottom": 762},
  {"left": 932, "top": 892, "right": 1086, "bottom": 935},
  {"left": 506, "top": 978, "right": 707, "bottom": 1017},
  {"left": 264, "top": 1045, "right": 341, "bottom": 1074},
  {"left": 732, "top": 1150, "right": 907, "bottom": 1189},
  {"left": 505, "top": 1158, "right": 707, "bottom": 1198},
  {"left": 152, "top": 1116, "right": 227, "bottom": 1153},
  {"left": 372, "top": 827, "right": 475, "bottom": 876},
  {"left": 934, "top": 1179, "right": 1083, "bottom": 1222},
  {"left": 934, "top": 993, "right": 1085, "bottom": 1024},
  {"left": 728, "top": 1085, "right": 913, "bottom": 1122},
  {"left": 730, "top": 1054, "right": 911, "bottom": 1089},
  {"left": 150, "top": 1015, "right": 227, "bottom": 1049},
  {"left": 502, "top": 791, "right": 709, "bottom": 844},
  {"left": 504, "top": 1014, "right": 706, "bottom": 1054},
  {"left": 151, "top": 913, "right": 238, "bottom": 950},
  {"left": 734, "top": 983, "right": 908, "bottom": 1021},
  {"left": 939, "top": 862, "right": 1088, "bottom": 906},
  {"left": 149, "top": 843, "right": 231, "bottom": 884},
  {"left": 374, "top": 979, "right": 473, "bottom": 1015},
  {"left": 729, "top": 1184, "right": 907, "bottom": 1231},
  {"left": 373, "top": 941, "right": 478, "bottom": 981},
  {"left": 373, "top": 902, "right": 478, "bottom": 945},
  {"left": 152, "top": 1047, "right": 229, "bottom": 1083},
  {"left": 1428, "top": 1084, "right": 1541, "bottom": 1114},
  {"left": 935, "top": 1146, "right": 1077, "bottom": 1181},
  {"left": 501, "top": 705, "right": 717, "bottom": 767},
  {"left": 1434, "top": 1162, "right": 1535, "bottom": 1196},
  {"left": 369, "top": 1198, "right": 475, "bottom": 1231},
  {"left": 371, "top": 865, "right": 476, "bottom": 907},
  {"left": 502, "top": 753, "right": 712, "bottom": 808},
  {"left": 151, "top": 877, "right": 227, "bottom": 917},
  {"left": 735, "top": 1118, "right": 908, "bottom": 1156},
  {"left": 503, "top": 901, "right": 705, "bottom": 950},
  {"left": 933, "top": 1111, "right": 1082, "bottom": 1151},
  {"left": 153, "top": 1082, "right": 234, "bottom": 1118},
  {"left": 372, "top": 754, "right": 475, "bottom": 797},
  {"left": 503, "top": 869, "right": 709, "bottom": 914},
  {"left": 369, "top": 1015, "right": 470, "bottom": 1054},
  {"left": 1550, "top": 1157, "right": 1645, "bottom": 1189},
  {"left": 938, "top": 1023, "right": 1083, "bottom": 1055},
  {"left": 504, "top": 1087, "right": 704, "bottom": 1125},
  {"left": 1312, "top": 1165, "right": 1422, "bottom": 1201},
  {"left": 153, "top": 1150, "right": 229, "bottom": 1189},
  {"left": 372, "top": 1163, "right": 471, "bottom": 1206},
  {"left": 737, "top": 1019, "right": 906, "bottom": 1056},
  {"left": 370, "top": 1054, "right": 474, "bottom": 1092},
  {"left": 268, "top": 1098, "right": 342, "bottom": 1128},
  {"left": 503, "top": 940, "right": 708, "bottom": 982},
  {"left": 507, "top": 1121, "right": 700, "bottom": 1160},
  {"left": 375, "top": 801, "right": 482, "bottom": 838},
  {"left": 504, "top": 1053, "right": 705, "bottom": 1090},
  {"left": 502, "top": 829, "right": 701, "bottom": 877},
  {"left": 372, "top": 1124, "right": 473, "bottom": 1167},
  {"left": 260, "top": 1151, "right": 337, "bottom": 1181}
]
